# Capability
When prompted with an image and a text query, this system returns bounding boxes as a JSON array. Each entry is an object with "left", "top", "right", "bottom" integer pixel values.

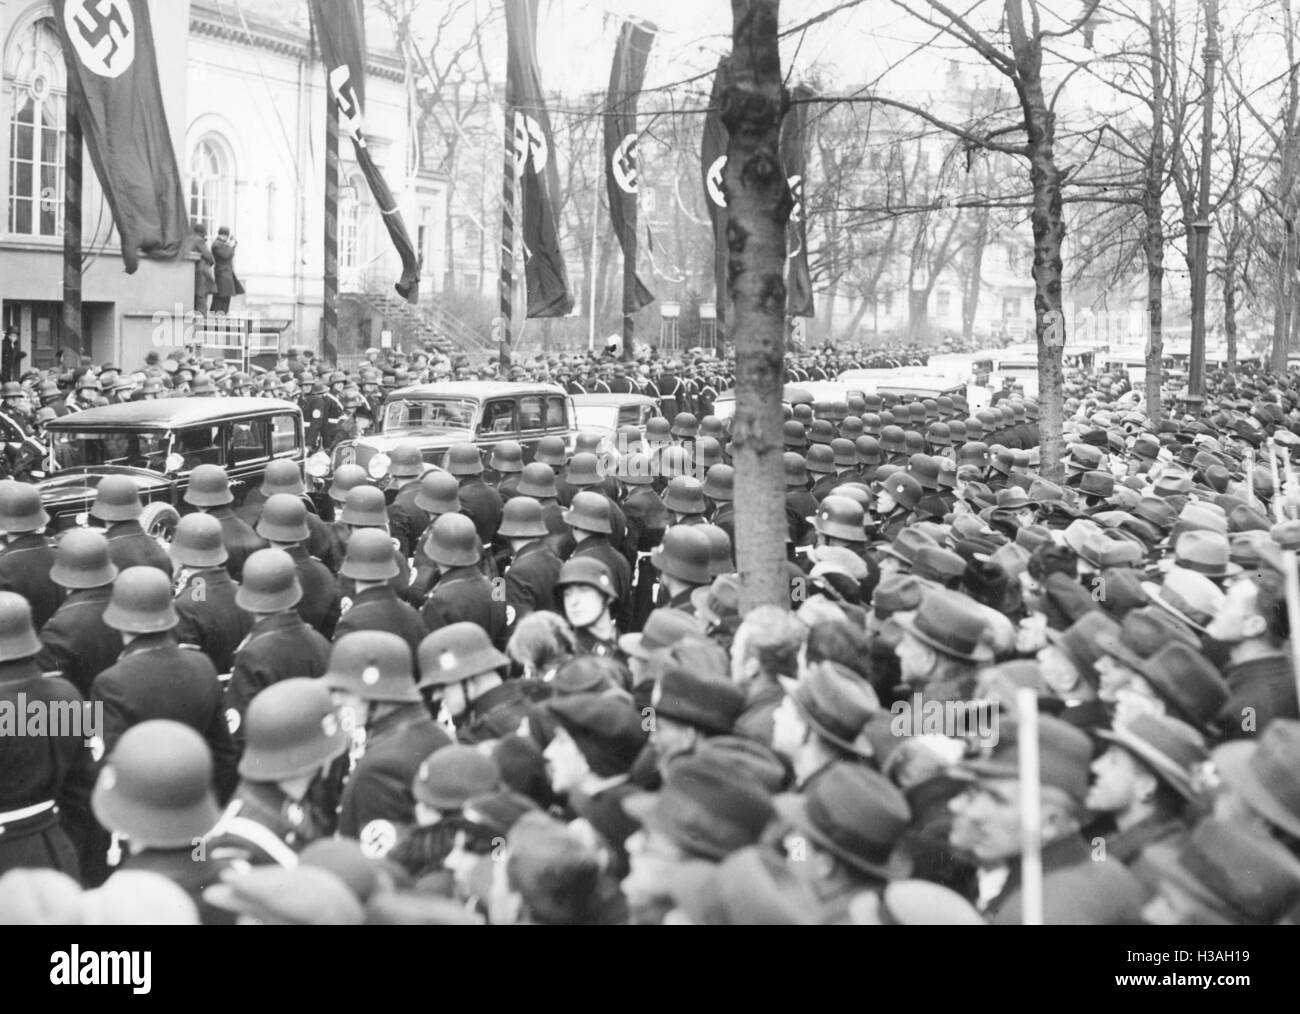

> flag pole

[
  {"left": 498, "top": 105, "right": 515, "bottom": 373},
  {"left": 589, "top": 178, "right": 600, "bottom": 353},
  {"left": 323, "top": 53, "right": 339, "bottom": 365},
  {"left": 62, "top": 76, "right": 83, "bottom": 366},
  {"left": 1017, "top": 688, "right": 1043, "bottom": 926}
]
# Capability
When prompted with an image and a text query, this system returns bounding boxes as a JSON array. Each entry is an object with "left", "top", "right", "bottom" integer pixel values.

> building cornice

[{"left": 189, "top": 2, "right": 405, "bottom": 84}]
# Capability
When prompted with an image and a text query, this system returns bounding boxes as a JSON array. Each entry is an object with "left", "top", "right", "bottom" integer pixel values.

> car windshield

[
  {"left": 51, "top": 429, "right": 170, "bottom": 470},
  {"left": 381, "top": 398, "right": 478, "bottom": 434}
]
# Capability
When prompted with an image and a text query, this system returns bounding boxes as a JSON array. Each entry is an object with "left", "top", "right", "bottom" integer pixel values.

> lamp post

[{"left": 1187, "top": 0, "right": 1218, "bottom": 412}]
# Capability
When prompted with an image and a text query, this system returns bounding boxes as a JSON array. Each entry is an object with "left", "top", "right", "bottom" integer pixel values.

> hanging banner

[
  {"left": 310, "top": 0, "right": 421, "bottom": 302},
  {"left": 54, "top": 0, "right": 189, "bottom": 273},
  {"left": 603, "top": 20, "right": 656, "bottom": 312},
  {"left": 506, "top": 0, "right": 574, "bottom": 317},
  {"left": 782, "top": 84, "right": 815, "bottom": 318},
  {"left": 701, "top": 58, "right": 731, "bottom": 325}
]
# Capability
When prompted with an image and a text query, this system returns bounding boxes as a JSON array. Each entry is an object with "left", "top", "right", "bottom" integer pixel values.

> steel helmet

[
  {"left": 50, "top": 529, "right": 118, "bottom": 589},
  {"left": 516, "top": 462, "right": 558, "bottom": 499},
  {"left": 556, "top": 557, "right": 618, "bottom": 601},
  {"left": 562, "top": 491, "right": 613, "bottom": 535},
  {"left": 809, "top": 495, "right": 867, "bottom": 543},
  {"left": 694, "top": 436, "right": 722, "bottom": 472},
  {"left": 806, "top": 445, "right": 836, "bottom": 476},
  {"left": 340, "top": 527, "right": 400, "bottom": 582},
  {"left": 566, "top": 452, "right": 604, "bottom": 488},
  {"left": 0, "top": 590, "right": 42, "bottom": 661},
  {"left": 783, "top": 452, "right": 810, "bottom": 488},
  {"left": 671, "top": 412, "right": 699, "bottom": 439},
  {"left": 417, "top": 623, "right": 509, "bottom": 688},
  {"left": 699, "top": 524, "right": 734, "bottom": 578},
  {"left": 702, "top": 463, "right": 735, "bottom": 502},
  {"left": 534, "top": 435, "right": 568, "bottom": 467},
  {"left": 782, "top": 420, "right": 807, "bottom": 450},
  {"left": 497, "top": 496, "right": 549, "bottom": 540},
  {"left": 657, "top": 444, "right": 692, "bottom": 479},
  {"left": 321, "top": 631, "right": 421, "bottom": 704},
  {"left": 903, "top": 430, "right": 926, "bottom": 456},
  {"left": 388, "top": 443, "right": 425, "bottom": 479},
  {"left": 619, "top": 451, "right": 655, "bottom": 487},
  {"left": 878, "top": 471, "right": 923, "bottom": 511},
  {"left": 643, "top": 418, "right": 672, "bottom": 448},
  {"left": 169, "top": 513, "right": 229, "bottom": 569},
  {"left": 413, "top": 471, "right": 460, "bottom": 516},
  {"left": 260, "top": 458, "right": 307, "bottom": 497},
  {"left": 413, "top": 744, "right": 501, "bottom": 810},
  {"left": 425, "top": 512, "right": 480, "bottom": 567},
  {"left": 237, "top": 678, "right": 348, "bottom": 781},
  {"left": 184, "top": 464, "right": 234, "bottom": 508},
  {"left": 103, "top": 566, "right": 179, "bottom": 634},
  {"left": 445, "top": 443, "right": 483, "bottom": 477},
  {"left": 90, "top": 475, "right": 143, "bottom": 522},
  {"left": 649, "top": 525, "right": 712, "bottom": 586},
  {"left": 340, "top": 485, "right": 389, "bottom": 528},
  {"left": 879, "top": 426, "right": 907, "bottom": 454},
  {"left": 92, "top": 720, "right": 219, "bottom": 847},
  {"left": 328, "top": 464, "right": 369, "bottom": 504},
  {"left": 854, "top": 435, "right": 883, "bottom": 466},
  {"left": 574, "top": 431, "right": 604, "bottom": 455},
  {"left": 808, "top": 420, "right": 836, "bottom": 446},
  {"left": 256, "top": 493, "right": 310, "bottom": 543},
  {"left": 489, "top": 441, "right": 524, "bottom": 474},
  {"left": 235, "top": 548, "right": 303, "bottom": 613},
  {"left": 663, "top": 476, "right": 706, "bottom": 515}
]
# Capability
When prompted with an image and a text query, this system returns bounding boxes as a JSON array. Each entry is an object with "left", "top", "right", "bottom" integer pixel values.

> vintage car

[
  {"left": 324, "top": 382, "right": 578, "bottom": 483},
  {"left": 37, "top": 398, "right": 305, "bottom": 536},
  {"left": 571, "top": 393, "right": 662, "bottom": 438}
]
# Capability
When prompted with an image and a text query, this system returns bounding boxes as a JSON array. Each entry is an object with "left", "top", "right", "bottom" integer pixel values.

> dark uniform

[
  {"left": 103, "top": 520, "right": 172, "bottom": 576},
  {"left": 174, "top": 567, "right": 253, "bottom": 677},
  {"left": 421, "top": 565, "right": 508, "bottom": 650},
  {"left": 336, "top": 705, "right": 452, "bottom": 846},
  {"left": 334, "top": 584, "right": 428, "bottom": 662},
  {"left": 0, "top": 533, "right": 62, "bottom": 629},
  {"left": 206, "top": 504, "right": 265, "bottom": 582},
  {"left": 571, "top": 534, "right": 634, "bottom": 630},
  {"left": 0, "top": 658, "right": 97, "bottom": 878},
  {"left": 90, "top": 633, "right": 239, "bottom": 802},
  {"left": 284, "top": 543, "right": 341, "bottom": 638},
  {"left": 205, "top": 781, "right": 329, "bottom": 868},
  {"left": 226, "top": 612, "right": 331, "bottom": 736},
  {"left": 785, "top": 488, "right": 819, "bottom": 546},
  {"left": 119, "top": 848, "right": 237, "bottom": 925},
  {"left": 36, "top": 586, "right": 121, "bottom": 699},
  {"left": 387, "top": 480, "right": 430, "bottom": 559},
  {"left": 457, "top": 477, "right": 504, "bottom": 545},
  {"left": 503, "top": 540, "right": 564, "bottom": 623}
]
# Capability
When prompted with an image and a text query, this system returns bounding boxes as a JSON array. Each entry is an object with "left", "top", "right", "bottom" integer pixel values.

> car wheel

[{"left": 140, "top": 502, "right": 181, "bottom": 545}]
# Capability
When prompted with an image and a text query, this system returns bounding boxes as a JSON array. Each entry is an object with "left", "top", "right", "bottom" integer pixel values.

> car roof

[
  {"left": 45, "top": 398, "right": 301, "bottom": 431},
  {"left": 387, "top": 381, "right": 566, "bottom": 400},
  {"left": 571, "top": 393, "right": 657, "bottom": 407}
]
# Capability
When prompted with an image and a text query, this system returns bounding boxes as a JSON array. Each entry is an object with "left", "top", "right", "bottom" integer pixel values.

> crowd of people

[{"left": 2, "top": 335, "right": 1299, "bottom": 926}]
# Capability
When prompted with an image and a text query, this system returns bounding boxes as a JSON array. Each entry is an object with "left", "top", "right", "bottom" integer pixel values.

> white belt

[{"left": 0, "top": 799, "right": 56, "bottom": 825}]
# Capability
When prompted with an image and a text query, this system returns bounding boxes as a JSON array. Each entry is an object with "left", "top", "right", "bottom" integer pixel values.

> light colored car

[{"left": 571, "top": 393, "right": 662, "bottom": 438}]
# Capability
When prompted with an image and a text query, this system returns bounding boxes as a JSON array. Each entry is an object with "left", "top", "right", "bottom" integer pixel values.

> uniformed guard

[
  {"left": 408, "top": 471, "right": 462, "bottom": 603},
  {"left": 385, "top": 443, "right": 432, "bottom": 557},
  {"left": 170, "top": 513, "right": 252, "bottom": 678},
  {"left": 0, "top": 591, "right": 97, "bottom": 880},
  {"left": 499, "top": 496, "right": 564, "bottom": 626},
  {"left": 0, "top": 480, "right": 62, "bottom": 628},
  {"left": 556, "top": 557, "right": 628, "bottom": 665},
  {"left": 256, "top": 494, "right": 341, "bottom": 638},
  {"left": 91, "top": 720, "right": 235, "bottom": 923},
  {"left": 648, "top": 525, "right": 713, "bottom": 614},
  {"left": 333, "top": 528, "right": 427, "bottom": 662},
  {"left": 564, "top": 491, "right": 634, "bottom": 631},
  {"left": 417, "top": 623, "right": 538, "bottom": 745},
  {"left": 206, "top": 678, "right": 349, "bottom": 867},
  {"left": 183, "top": 464, "right": 265, "bottom": 582},
  {"left": 321, "top": 632, "right": 452, "bottom": 856},
  {"left": 36, "top": 529, "right": 122, "bottom": 699},
  {"left": 420, "top": 513, "right": 507, "bottom": 650},
  {"left": 336, "top": 484, "right": 415, "bottom": 601},
  {"left": 86, "top": 476, "right": 170, "bottom": 577},
  {"left": 226, "top": 549, "right": 332, "bottom": 741},
  {"left": 447, "top": 442, "right": 504, "bottom": 547}
]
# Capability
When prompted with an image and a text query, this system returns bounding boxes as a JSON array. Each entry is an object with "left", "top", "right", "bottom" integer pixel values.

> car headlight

[
  {"left": 368, "top": 452, "right": 391, "bottom": 480},
  {"left": 306, "top": 451, "right": 331, "bottom": 478}
]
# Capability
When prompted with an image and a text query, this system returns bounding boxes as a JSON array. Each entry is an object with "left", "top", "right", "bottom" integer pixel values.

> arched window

[
  {"left": 6, "top": 16, "right": 66, "bottom": 236},
  {"left": 339, "top": 174, "right": 365, "bottom": 271},
  {"left": 188, "top": 136, "right": 233, "bottom": 236}
]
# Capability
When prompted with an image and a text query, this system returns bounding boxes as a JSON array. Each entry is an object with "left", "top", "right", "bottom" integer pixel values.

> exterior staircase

[{"left": 342, "top": 289, "right": 494, "bottom": 360}]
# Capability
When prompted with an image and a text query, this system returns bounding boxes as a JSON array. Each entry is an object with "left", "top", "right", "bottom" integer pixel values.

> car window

[
  {"left": 545, "top": 396, "right": 567, "bottom": 430},
  {"left": 618, "top": 404, "right": 644, "bottom": 426},
  {"left": 174, "top": 425, "right": 223, "bottom": 470},
  {"left": 232, "top": 418, "right": 270, "bottom": 464},
  {"left": 480, "top": 399, "right": 519, "bottom": 435},
  {"left": 519, "top": 396, "right": 546, "bottom": 433},
  {"left": 271, "top": 413, "right": 298, "bottom": 456}
]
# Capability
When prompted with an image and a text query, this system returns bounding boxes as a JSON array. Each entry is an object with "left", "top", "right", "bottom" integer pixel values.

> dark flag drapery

[
  {"left": 701, "top": 58, "right": 731, "bottom": 326},
  {"left": 310, "top": 0, "right": 421, "bottom": 302},
  {"left": 54, "top": 0, "right": 188, "bottom": 273},
  {"left": 506, "top": 0, "right": 573, "bottom": 318},
  {"left": 603, "top": 20, "right": 655, "bottom": 313},
  {"left": 782, "top": 85, "right": 815, "bottom": 318}
]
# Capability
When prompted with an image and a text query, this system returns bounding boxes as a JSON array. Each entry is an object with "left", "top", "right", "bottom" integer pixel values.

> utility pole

[{"left": 1188, "top": 0, "right": 1218, "bottom": 407}]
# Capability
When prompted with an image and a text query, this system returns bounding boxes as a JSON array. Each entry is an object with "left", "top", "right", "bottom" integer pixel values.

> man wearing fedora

[
  {"left": 894, "top": 589, "right": 995, "bottom": 704},
  {"left": 772, "top": 661, "right": 878, "bottom": 789}
]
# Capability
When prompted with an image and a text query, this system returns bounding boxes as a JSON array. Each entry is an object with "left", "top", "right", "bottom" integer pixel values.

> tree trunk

[
  {"left": 724, "top": 0, "right": 791, "bottom": 612},
  {"left": 907, "top": 289, "right": 930, "bottom": 343},
  {"left": 962, "top": 212, "right": 989, "bottom": 343},
  {"left": 1223, "top": 260, "right": 1237, "bottom": 369},
  {"left": 1143, "top": 0, "right": 1165, "bottom": 420},
  {"left": 1008, "top": 0, "right": 1064, "bottom": 480}
]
